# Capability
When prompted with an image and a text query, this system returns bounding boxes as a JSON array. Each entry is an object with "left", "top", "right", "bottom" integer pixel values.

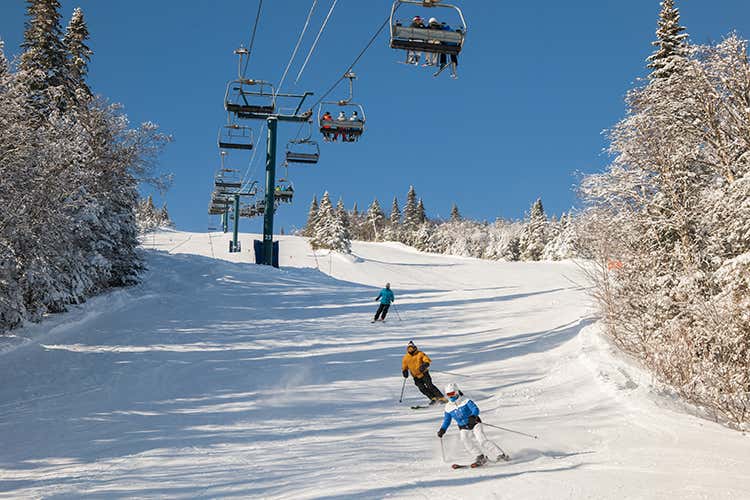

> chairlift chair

[
  {"left": 214, "top": 168, "right": 242, "bottom": 191},
  {"left": 389, "top": 1, "right": 467, "bottom": 56},
  {"left": 218, "top": 124, "right": 254, "bottom": 150},
  {"left": 274, "top": 179, "right": 294, "bottom": 203},
  {"left": 285, "top": 139, "right": 320, "bottom": 164},
  {"left": 225, "top": 79, "right": 277, "bottom": 120},
  {"left": 317, "top": 72, "right": 366, "bottom": 143}
]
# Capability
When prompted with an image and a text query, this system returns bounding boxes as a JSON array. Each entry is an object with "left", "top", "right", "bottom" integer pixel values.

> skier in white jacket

[{"left": 437, "top": 383, "right": 509, "bottom": 466}]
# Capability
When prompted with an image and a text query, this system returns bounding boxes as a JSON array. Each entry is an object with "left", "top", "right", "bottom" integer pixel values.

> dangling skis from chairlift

[{"left": 389, "top": 0, "right": 467, "bottom": 78}]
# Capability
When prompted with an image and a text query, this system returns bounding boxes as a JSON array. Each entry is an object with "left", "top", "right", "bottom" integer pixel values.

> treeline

[
  {"left": 579, "top": 0, "right": 750, "bottom": 426},
  {"left": 0, "top": 1, "right": 169, "bottom": 333},
  {"left": 136, "top": 195, "right": 173, "bottom": 233},
  {"left": 302, "top": 186, "right": 578, "bottom": 262}
]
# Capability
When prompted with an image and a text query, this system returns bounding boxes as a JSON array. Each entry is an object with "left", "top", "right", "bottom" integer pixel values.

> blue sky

[{"left": 2, "top": 1, "right": 749, "bottom": 233}]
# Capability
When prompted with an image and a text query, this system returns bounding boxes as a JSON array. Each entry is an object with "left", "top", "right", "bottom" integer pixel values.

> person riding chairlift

[
  {"left": 334, "top": 111, "right": 347, "bottom": 142},
  {"left": 321, "top": 111, "right": 333, "bottom": 141},
  {"left": 424, "top": 17, "right": 442, "bottom": 67},
  {"left": 406, "top": 16, "right": 425, "bottom": 65},
  {"left": 438, "top": 22, "right": 459, "bottom": 79}
]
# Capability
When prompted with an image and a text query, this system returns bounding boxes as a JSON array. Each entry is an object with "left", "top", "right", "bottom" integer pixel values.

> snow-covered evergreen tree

[
  {"left": 402, "top": 186, "right": 420, "bottom": 243},
  {"left": 450, "top": 203, "right": 461, "bottom": 222},
  {"left": 647, "top": 0, "right": 688, "bottom": 79},
  {"left": 365, "top": 198, "right": 385, "bottom": 241},
  {"left": 0, "top": 39, "right": 8, "bottom": 78},
  {"left": 63, "top": 7, "right": 92, "bottom": 98},
  {"left": 310, "top": 192, "right": 350, "bottom": 253},
  {"left": 417, "top": 198, "right": 427, "bottom": 224},
  {"left": 303, "top": 194, "right": 318, "bottom": 237},
  {"left": 19, "top": 0, "right": 70, "bottom": 110},
  {"left": 336, "top": 198, "right": 351, "bottom": 246},
  {"left": 384, "top": 196, "right": 401, "bottom": 241},
  {"left": 520, "top": 198, "right": 547, "bottom": 261}
]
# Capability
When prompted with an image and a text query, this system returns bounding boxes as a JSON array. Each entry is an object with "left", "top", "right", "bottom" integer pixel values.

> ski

[
  {"left": 410, "top": 405, "right": 429, "bottom": 409},
  {"left": 452, "top": 456, "right": 509, "bottom": 469},
  {"left": 451, "top": 462, "right": 483, "bottom": 469},
  {"left": 451, "top": 462, "right": 484, "bottom": 469}
]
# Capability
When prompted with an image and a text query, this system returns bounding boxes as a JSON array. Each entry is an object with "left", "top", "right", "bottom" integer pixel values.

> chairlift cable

[
  {"left": 240, "top": 122, "right": 266, "bottom": 190},
  {"left": 295, "top": 0, "right": 339, "bottom": 84},
  {"left": 272, "top": 0, "right": 318, "bottom": 107},
  {"left": 308, "top": 6, "right": 398, "bottom": 111},
  {"left": 242, "top": 0, "right": 264, "bottom": 78}
]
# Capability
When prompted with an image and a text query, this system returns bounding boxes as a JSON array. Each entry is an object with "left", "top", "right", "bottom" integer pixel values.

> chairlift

[
  {"left": 317, "top": 72, "right": 366, "bottom": 143},
  {"left": 239, "top": 203, "right": 259, "bottom": 218},
  {"left": 255, "top": 199, "right": 266, "bottom": 215},
  {"left": 214, "top": 168, "right": 242, "bottom": 191},
  {"left": 285, "top": 140, "right": 320, "bottom": 164},
  {"left": 274, "top": 179, "right": 294, "bottom": 203},
  {"left": 389, "top": 0, "right": 466, "bottom": 74},
  {"left": 286, "top": 121, "right": 320, "bottom": 164},
  {"left": 218, "top": 124, "right": 254, "bottom": 150},
  {"left": 225, "top": 78, "right": 277, "bottom": 119}
]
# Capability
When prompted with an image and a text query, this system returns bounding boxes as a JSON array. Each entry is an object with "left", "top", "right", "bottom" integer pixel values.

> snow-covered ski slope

[{"left": 1, "top": 230, "right": 749, "bottom": 499}]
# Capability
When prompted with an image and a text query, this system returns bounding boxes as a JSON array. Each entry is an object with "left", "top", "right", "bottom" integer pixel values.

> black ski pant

[
  {"left": 374, "top": 303, "right": 390, "bottom": 321},
  {"left": 414, "top": 372, "right": 443, "bottom": 401}
]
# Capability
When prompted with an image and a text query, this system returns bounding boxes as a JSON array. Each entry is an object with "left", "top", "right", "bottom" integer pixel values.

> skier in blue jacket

[
  {"left": 373, "top": 283, "right": 395, "bottom": 322},
  {"left": 437, "top": 383, "right": 509, "bottom": 466}
]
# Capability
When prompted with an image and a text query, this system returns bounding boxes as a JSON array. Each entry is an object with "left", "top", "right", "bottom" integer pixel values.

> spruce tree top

[
  {"left": 450, "top": 203, "right": 461, "bottom": 222},
  {"left": 63, "top": 7, "right": 92, "bottom": 96},
  {"left": 647, "top": 0, "right": 688, "bottom": 79},
  {"left": 20, "top": 0, "right": 67, "bottom": 88}
]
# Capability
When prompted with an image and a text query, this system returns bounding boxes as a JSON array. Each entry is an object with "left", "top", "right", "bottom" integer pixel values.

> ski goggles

[{"left": 446, "top": 391, "right": 458, "bottom": 398}]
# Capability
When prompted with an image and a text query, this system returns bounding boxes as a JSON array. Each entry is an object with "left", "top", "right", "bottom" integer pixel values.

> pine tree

[
  {"left": 303, "top": 194, "right": 319, "bottom": 237},
  {"left": 311, "top": 192, "right": 350, "bottom": 253},
  {"left": 386, "top": 196, "right": 401, "bottom": 241},
  {"left": 336, "top": 198, "right": 351, "bottom": 244},
  {"left": 366, "top": 198, "right": 385, "bottom": 241},
  {"left": 520, "top": 198, "right": 547, "bottom": 261},
  {"left": 63, "top": 7, "right": 92, "bottom": 98},
  {"left": 417, "top": 198, "right": 427, "bottom": 224},
  {"left": 450, "top": 203, "right": 461, "bottom": 222},
  {"left": 351, "top": 202, "right": 358, "bottom": 218},
  {"left": 647, "top": 0, "right": 689, "bottom": 79},
  {"left": 0, "top": 39, "right": 8, "bottom": 78},
  {"left": 402, "top": 185, "right": 420, "bottom": 233},
  {"left": 159, "top": 203, "right": 174, "bottom": 228},
  {"left": 19, "top": 0, "right": 69, "bottom": 108}
]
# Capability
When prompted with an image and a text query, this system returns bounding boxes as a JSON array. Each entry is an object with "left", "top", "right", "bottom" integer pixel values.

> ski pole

[
  {"left": 482, "top": 422, "right": 538, "bottom": 439},
  {"left": 398, "top": 377, "right": 407, "bottom": 403},
  {"left": 439, "top": 436, "right": 446, "bottom": 462},
  {"left": 392, "top": 303, "right": 403, "bottom": 321},
  {"left": 431, "top": 369, "right": 471, "bottom": 378}
]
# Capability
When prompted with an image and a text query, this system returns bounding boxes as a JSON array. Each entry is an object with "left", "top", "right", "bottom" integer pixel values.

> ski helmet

[
  {"left": 385, "top": 282, "right": 391, "bottom": 289},
  {"left": 445, "top": 383, "right": 460, "bottom": 398},
  {"left": 407, "top": 340, "right": 417, "bottom": 353}
]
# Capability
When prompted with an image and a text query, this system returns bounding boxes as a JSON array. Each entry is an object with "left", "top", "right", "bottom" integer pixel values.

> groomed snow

[{"left": 0, "top": 230, "right": 748, "bottom": 499}]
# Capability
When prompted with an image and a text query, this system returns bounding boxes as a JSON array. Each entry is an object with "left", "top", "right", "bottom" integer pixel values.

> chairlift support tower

[{"left": 224, "top": 47, "right": 314, "bottom": 265}]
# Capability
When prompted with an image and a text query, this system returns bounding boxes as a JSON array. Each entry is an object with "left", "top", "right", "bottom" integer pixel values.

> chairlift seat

[
  {"left": 392, "top": 25, "right": 464, "bottom": 45},
  {"left": 226, "top": 103, "right": 276, "bottom": 115},
  {"left": 214, "top": 179, "right": 243, "bottom": 189},
  {"left": 286, "top": 151, "right": 320, "bottom": 164},
  {"left": 390, "top": 38, "right": 462, "bottom": 55},
  {"left": 319, "top": 119, "right": 365, "bottom": 134},
  {"left": 218, "top": 124, "right": 254, "bottom": 150}
]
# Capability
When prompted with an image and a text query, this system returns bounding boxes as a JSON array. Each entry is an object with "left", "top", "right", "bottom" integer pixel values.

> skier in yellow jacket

[{"left": 402, "top": 341, "right": 446, "bottom": 405}]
